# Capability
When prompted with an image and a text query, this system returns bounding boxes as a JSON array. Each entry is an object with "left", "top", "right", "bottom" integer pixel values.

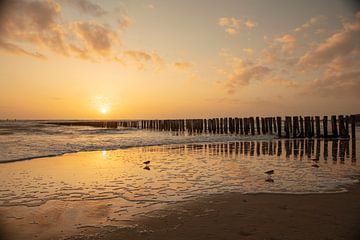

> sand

[{"left": 45, "top": 182, "right": 360, "bottom": 240}]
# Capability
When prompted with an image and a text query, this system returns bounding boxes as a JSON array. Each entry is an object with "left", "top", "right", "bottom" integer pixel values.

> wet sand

[
  {"left": 65, "top": 182, "right": 360, "bottom": 240},
  {"left": 0, "top": 140, "right": 359, "bottom": 240}
]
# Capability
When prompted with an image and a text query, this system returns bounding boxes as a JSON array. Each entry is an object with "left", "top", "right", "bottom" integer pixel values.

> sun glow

[
  {"left": 100, "top": 105, "right": 109, "bottom": 114},
  {"left": 94, "top": 96, "right": 111, "bottom": 115}
]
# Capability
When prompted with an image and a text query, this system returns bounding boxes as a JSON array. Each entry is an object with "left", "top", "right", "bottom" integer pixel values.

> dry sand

[{"left": 53, "top": 182, "right": 360, "bottom": 240}]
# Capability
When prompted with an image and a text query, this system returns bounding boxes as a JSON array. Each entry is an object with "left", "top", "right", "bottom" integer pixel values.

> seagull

[
  {"left": 264, "top": 170, "right": 274, "bottom": 183},
  {"left": 143, "top": 166, "right": 150, "bottom": 170},
  {"left": 143, "top": 161, "right": 150, "bottom": 165}
]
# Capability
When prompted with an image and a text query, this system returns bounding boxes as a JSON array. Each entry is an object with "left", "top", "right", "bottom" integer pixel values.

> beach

[
  {"left": 0, "top": 129, "right": 359, "bottom": 240},
  {"left": 66, "top": 183, "right": 360, "bottom": 240}
]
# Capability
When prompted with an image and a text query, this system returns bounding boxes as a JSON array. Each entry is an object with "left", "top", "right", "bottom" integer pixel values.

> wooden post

[
  {"left": 250, "top": 117, "right": 255, "bottom": 135},
  {"left": 268, "top": 118, "right": 273, "bottom": 134},
  {"left": 261, "top": 118, "right": 266, "bottom": 134},
  {"left": 323, "top": 116, "right": 328, "bottom": 138},
  {"left": 331, "top": 115, "right": 338, "bottom": 137},
  {"left": 292, "top": 116, "right": 299, "bottom": 138},
  {"left": 273, "top": 117, "right": 277, "bottom": 133},
  {"left": 239, "top": 118, "right": 244, "bottom": 135},
  {"left": 285, "top": 116, "right": 291, "bottom": 138},
  {"left": 304, "top": 116, "right": 311, "bottom": 138},
  {"left": 224, "top": 118, "right": 228, "bottom": 134},
  {"left": 350, "top": 115, "right": 356, "bottom": 139},
  {"left": 310, "top": 117, "right": 315, "bottom": 137},
  {"left": 299, "top": 116, "right": 304, "bottom": 138},
  {"left": 256, "top": 117, "right": 260, "bottom": 134},
  {"left": 315, "top": 116, "right": 321, "bottom": 138},
  {"left": 216, "top": 118, "right": 220, "bottom": 134},
  {"left": 235, "top": 118, "right": 239, "bottom": 134},
  {"left": 345, "top": 115, "right": 350, "bottom": 138},
  {"left": 244, "top": 118, "right": 249, "bottom": 135},
  {"left": 338, "top": 115, "right": 345, "bottom": 137},
  {"left": 277, "top": 117, "right": 282, "bottom": 138}
]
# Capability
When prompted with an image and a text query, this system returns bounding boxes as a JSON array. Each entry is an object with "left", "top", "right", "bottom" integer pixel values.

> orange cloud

[
  {"left": 61, "top": 0, "right": 106, "bottom": 16},
  {"left": 218, "top": 17, "right": 257, "bottom": 35},
  {"left": 173, "top": 61, "right": 193, "bottom": 70},
  {"left": 275, "top": 34, "right": 297, "bottom": 53},
  {"left": 71, "top": 21, "right": 119, "bottom": 56},
  {"left": 224, "top": 58, "right": 271, "bottom": 93},
  {"left": 298, "top": 11, "right": 360, "bottom": 69}
]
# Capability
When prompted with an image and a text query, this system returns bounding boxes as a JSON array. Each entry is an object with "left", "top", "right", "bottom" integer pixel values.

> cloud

[
  {"left": 71, "top": 21, "right": 119, "bottom": 56},
  {"left": 224, "top": 58, "right": 271, "bottom": 93},
  {"left": 300, "top": 71, "right": 360, "bottom": 97},
  {"left": 0, "top": 0, "right": 68, "bottom": 56},
  {"left": 243, "top": 48, "right": 254, "bottom": 57},
  {"left": 245, "top": 20, "right": 256, "bottom": 29},
  {"left": 275, "top": 34, "right": 297, "bottom": 53},
  {"left": 218, "top": 17, "right": 257, "bottom": 35},
  {"left": 0, "top": 40, "right": 46, "bottom": 59},
  {"left": 61, "top": 0, "right": 106, "bottom": 16},
  {"left": 173, "top": 61, "right": 193, "bottom": 70},
  {"left": 118, "top": 15, "right": 132, "bottom": 30},
  {"left": 297, "top": 11, "right": 360, "bottom": 69},
  {"left": 295, "top": 15, "right": 327, "bottom": 32},
  {"left": 123, "top": 50, "right": 165, "bottom": 69}
]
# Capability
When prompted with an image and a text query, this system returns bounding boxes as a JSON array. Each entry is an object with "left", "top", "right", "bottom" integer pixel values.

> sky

[{"left": 0, "top": 0, "right": 359, "bottom": 119}]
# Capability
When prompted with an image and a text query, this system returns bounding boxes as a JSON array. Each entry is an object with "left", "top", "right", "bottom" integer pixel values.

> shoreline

[{"left": 64, "top": 182, "right": 360, "bottom": 240}]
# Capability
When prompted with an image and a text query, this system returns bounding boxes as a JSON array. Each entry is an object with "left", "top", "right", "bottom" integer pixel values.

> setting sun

[{"left": 100, "top": 105, "right": 109, "bottom": 114}]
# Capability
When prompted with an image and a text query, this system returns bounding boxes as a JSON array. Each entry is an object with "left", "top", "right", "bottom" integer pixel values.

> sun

[
  {"left": 94, "top": 96, "right": 111, "bottom": 115},
  {"left": 100, "top": 105, "right": 109, "bottom": 114}
]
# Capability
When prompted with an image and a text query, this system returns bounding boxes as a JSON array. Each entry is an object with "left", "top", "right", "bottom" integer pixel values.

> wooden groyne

[
  {"left": 136, "top": 115, "right": 357, "bottom": 139},
  {"left": 47, "top": 114, "right": 358, "bottom": 139}
]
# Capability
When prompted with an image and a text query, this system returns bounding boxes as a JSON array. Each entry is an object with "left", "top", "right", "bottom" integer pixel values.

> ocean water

[{"left": 0, "top": 120, "right": 273, "bottom": 163}]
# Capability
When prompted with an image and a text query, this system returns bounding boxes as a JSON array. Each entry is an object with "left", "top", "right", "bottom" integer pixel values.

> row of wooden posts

[
  {"left": 50, "top": 115, "right": 357, "bottom": 139},
  {"left": 136, "top": 115, "right": 356, "bottom": 139}
]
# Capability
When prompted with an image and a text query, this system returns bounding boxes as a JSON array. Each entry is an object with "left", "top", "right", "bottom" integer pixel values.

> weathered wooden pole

[
  {"left": 339, "top": 115, "right": 345, "bottom": 137},
  {"left": 239, "top": 118, "right": 244, "bottom": 135},
  {"left": 261, "top": 117, "right": 266, "bottom": 134},
  {"left": 285, "top": 116, "right": 291, "bottom": 138},
  {"left": 315, "top": 116, "right": 321, "bottom": 138},
  {"left": 235, "top": 117, "right": 239, "bottom": 134},
  {"left": 256, "top": 117, "right": 260, "bottom": 134},
  {"left": 310, "top": 117, "right": 315, "bottom": 137},
  {"left": 273, "top": 117, "right": 277, "bottom": 133},
  {"left": 250, "top": 117, "right": 255, "bottom": 135},
  {"left": 277, "top": 117, "right": 282, "bottom": 138},
  {"left": 350, "top": 115, "right": 356, "bottom": 139},
  {"left": 293, "top": 116, "right": 299, "bottom": 138},
  {"left": 331, "top": 115, "right": 338, "bottom": 137},
  {"left": 305, "top": 116, "right": 312, "bottom": 138},
  {"left": 224, "top": 118, "right": 228, "bottom": 134},
  {"left": 268, "top": 118, "right": 273, "bottom": 134},
  {"left": 299, "top": 116, "right": 304, "bottom": 138},
  {"left": 323, "top": 116, "right": 328, "bottom": 138}
]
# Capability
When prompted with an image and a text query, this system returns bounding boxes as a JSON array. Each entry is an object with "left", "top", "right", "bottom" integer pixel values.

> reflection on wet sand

[{"left": 142, "top": 139, "right": 356, "bottom": 163}]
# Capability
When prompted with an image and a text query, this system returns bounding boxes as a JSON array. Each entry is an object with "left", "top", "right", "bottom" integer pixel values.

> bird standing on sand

[
  {"left": 311, "top": 158, "right": 320, "bottom": 168},
  {"left": 265, "top": 170, "right": 274, "bottom": 182}
]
